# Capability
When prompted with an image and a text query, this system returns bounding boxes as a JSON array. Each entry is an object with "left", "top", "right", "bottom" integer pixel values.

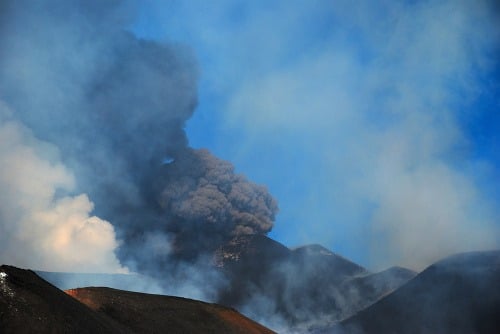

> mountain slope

[
  {"left": 29, "top": 235, "right": 417, "bottom": 332},
  {"left": 216, "top": 235, "right": 414, "bottom": 330},
  {"left": 337, "top": 250, "right": 500, "bottom": 334},
  {"left": 0, "top": 265, "right": 130, "bottom": 334},
  {"left": 36, "top": 271, "right": 164, "bottom": 294},
  {"left": 339, "top": 266, "right": 417, "bottom": 314},
  {"left": 67, "top": 287, "right": 274, "bottom": 334},
  {"left": 0, "top": 265, "right": 275, "bottom": 334}
]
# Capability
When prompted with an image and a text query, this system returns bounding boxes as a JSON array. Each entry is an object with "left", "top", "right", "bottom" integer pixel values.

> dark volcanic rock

[
  {"left": 17, "top": 235, "right": 417, "bottom": 332},
  {"left": 337, "top": 250, "right": 500, "bottom": 334},
  {"left": 215, "top": 235, "right": 414, "bottom": 330},
  {"left": 291, "top": 244, "right": 368, "bottom": 283},
  {"left": 67, "top": 287, "right": 275, "bottom": 334},
  {"left": 0, "top": 265, "right": 275, "bottom": 334},
  {"left": 214, "top": 234, "right": 291, "bottom": 269},
  {"left": 0, "top": 265, "right": 130, "bottom": 334}
]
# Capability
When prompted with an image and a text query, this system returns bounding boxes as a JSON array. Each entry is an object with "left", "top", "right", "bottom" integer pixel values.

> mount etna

[
  {"left": 1, "top": 1, "right": 499, "bottom": 333},
  {"left": 36, "top": 234, "right": 417, "bottom": 331},
  {"left": 3, "top": 243, "right": 499, "bottom": 333}
]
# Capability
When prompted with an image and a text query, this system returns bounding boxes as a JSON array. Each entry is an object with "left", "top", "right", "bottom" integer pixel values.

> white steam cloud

[{"left": 0, "top": 106, "right": 126, "bottom": 273}]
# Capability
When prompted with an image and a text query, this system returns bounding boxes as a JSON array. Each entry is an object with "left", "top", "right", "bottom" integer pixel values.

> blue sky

[{"left": 131, "top": 0, "right": 499, "bottom": 270}]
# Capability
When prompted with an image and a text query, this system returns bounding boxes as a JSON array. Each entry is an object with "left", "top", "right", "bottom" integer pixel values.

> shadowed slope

[
  {"left": 66, "top": 287, "right": 275, "bottom": 334},
  {"left": 0, "top": 265, "right": 130, "bottom": 334},
  {"left": 339, "top": 266, "right": 417, "bottom": 314},
  {"left": 338, "top": 250, "right": 500, "bottom": 334},
  {"left": 216, "top": 235, "right": 414, "bottom": 329},
  {"left": 0, "top": 265, "right": 275, "bottom": 334}
]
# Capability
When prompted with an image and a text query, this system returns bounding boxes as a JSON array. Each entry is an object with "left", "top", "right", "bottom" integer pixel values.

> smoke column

[{"left": 0, "top": 0, "right": 277, "bottom": 276}]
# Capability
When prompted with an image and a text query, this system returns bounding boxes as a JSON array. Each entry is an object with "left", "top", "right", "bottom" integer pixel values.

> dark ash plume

[
  {"left": 0, "top": 0, "right": 278, "bottom": 277},
  {"left": 158, "top": 148, "right": 278, "bottom": 257}
]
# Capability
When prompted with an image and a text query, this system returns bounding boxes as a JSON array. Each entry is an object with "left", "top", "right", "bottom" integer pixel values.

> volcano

[
  {"left": 32, "top": 235, "right": 416, "bottom": 331},
  {"left": 4, "top": 244, "right": 498, "bottom": 333},
  {"left": 214, "top": 235, "right": 415, "bottom": 330}
]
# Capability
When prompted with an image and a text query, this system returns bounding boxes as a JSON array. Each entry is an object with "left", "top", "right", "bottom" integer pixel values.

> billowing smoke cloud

[
  {"left": 159, "top": 148, "right": 277, "bottom": 256},
  {"left": 0, "top": 0, "right": 277, "bottom": 276},
  {"left": 0, "top": 105, "right": 126, "bottom": 273}
]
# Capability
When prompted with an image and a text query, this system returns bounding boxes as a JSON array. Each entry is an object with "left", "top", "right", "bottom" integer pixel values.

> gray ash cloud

[
  {"left": 158, "top": 148, "right": 278, "bottom": 258},
  {"left": 0, "top": 0, "right": 277, "bottom": 274}
]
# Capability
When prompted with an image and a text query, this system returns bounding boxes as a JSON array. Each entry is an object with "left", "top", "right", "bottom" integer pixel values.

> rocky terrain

[
  {"left": 3, "top": 247, "right": 500, "bottom": 333},
  {"left": 0, "top": 265, "right": 274, "bottom": 334},
  {"left": 66, "top": 287, "right": 275, "bottom": 334},
  {"left": 36, "top": 235, "right": 416, "bottom": 332},
  {"left": 0, "top": 265, "right": 130, "bottom": 334},
  {"left": 214, "top": 235, "right": 415, "bottom": 330},
  {"left": 331, "top": 250, "right": 500, "bottom": 334}
]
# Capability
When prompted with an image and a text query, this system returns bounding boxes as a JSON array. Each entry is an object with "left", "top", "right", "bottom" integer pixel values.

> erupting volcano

[{"left": 1, "top": 0, "right": 499, "bottom": 333}]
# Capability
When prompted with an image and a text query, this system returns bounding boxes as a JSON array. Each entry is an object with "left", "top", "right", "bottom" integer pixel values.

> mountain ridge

[
  {"left": 3, "top": 246, "right": 498, "bottom": 333},
  {"left": 334, "top": 250, "right": 500, "bottom": 334},
  {"left": 35, "top": 235, "right": 416, "bottom": 331},
  {"left": 0, "top": 265, "right": 275, "bottom": 334}
]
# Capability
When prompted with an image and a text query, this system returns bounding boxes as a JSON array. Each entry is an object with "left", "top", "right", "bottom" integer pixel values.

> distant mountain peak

[
  {"left": 213, "top": 234, "right": 290, "bottom": 268},
  {"left": 430, "top": 250, "right": 500, "bottom": 271},
  {"left": 292, "top": 244, "right": 336, "bottom": 256},
  {"left": 336, "top": 249, "right": 500, "bottom": 334}
]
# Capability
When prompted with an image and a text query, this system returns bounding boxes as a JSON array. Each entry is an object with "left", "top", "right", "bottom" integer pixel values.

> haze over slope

[
  {"left": 37, "top": 235, "right": 416, "bottom": 333},
  {"left": 336, "top": 251, "right": 500, "bottom": 334}
]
